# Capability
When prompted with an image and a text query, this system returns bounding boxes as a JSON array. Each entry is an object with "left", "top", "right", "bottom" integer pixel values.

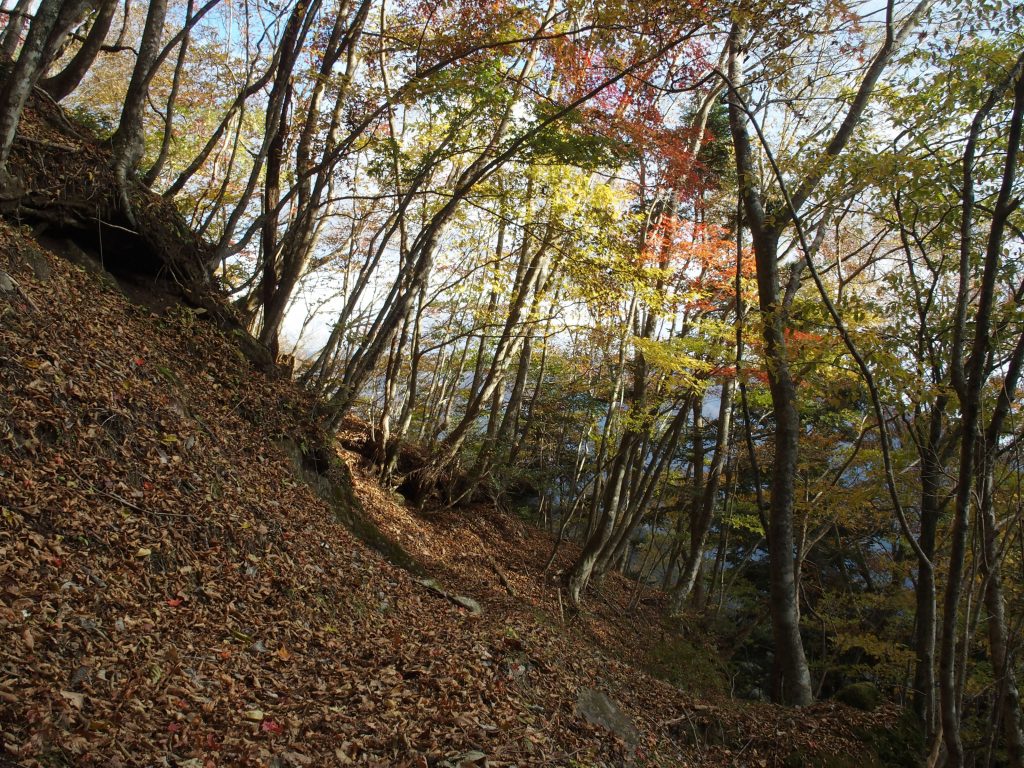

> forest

[{"left": 0, "top": 0, "right": 1023, "bottom": 765}]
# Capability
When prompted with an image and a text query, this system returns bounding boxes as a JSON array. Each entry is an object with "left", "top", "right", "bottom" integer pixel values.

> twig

[
  {"left": 13, "top": 135, "right": 80, "bottom": 153},
  {"left": 30, "top": 85, "right": 89, "bottom": 139},
  {"left": 486, "top": 554, "right": 516, "bottom": 596},
  {"left": 658, "top": 709, "right": 704, "bottom": 754},
  {"left": 731, "top": 736, "right": 755, "bottom": 765},
  {"left": 89, "top": 216, "right": 139, "bottom": 236},
  {"left": 69, "top": 468, "right": 192, "bottom": 518}
]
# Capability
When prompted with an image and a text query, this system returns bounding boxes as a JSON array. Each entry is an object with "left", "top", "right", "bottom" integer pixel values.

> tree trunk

[
  {"left": 110, "top": 0, "right": 167, "bottom": 187},
  {"left": 141, "top": 0, "right": 192, "bottom": 185},
  {"left": 567, "top": 432, "right": 635, "bottom": 604},
  {"left": 912, "top": 403, "right": 943, "bottom": 736},
  {"left": 40, "top": 0, "right": 116, "bottom": 101},
  {"left": 726, "top": 31, "right": 812, "bottom": 704},
  {"left": 978, "top": 458, "right": 1024, "bottom": 768},
  {"left": 0, "top": 0, "right": 33, "bottom": 63},
  {"left": 0, "top": 0, "right": 65, "bottom": 179},
  {"left": 941, "top": 51, "right": 1024, "bottom": 767},
  {"left": 672, "top": 378, "right": 734, "bottom": 610}
]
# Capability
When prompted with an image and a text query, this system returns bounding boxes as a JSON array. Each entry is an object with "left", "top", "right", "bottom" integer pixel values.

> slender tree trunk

[
  {"left": 731, "top": 173, "right": 812, "bottom": 706},
  {"left": 672, "top": 379, "right": 734, "bottom": 610},
  {"left": 941, "top": 51, "right": 1024, "bottom": 767},
  {"left": 913, "top": 404, "right": 944, "bottom": 736},
  {"left": 141, "top": 0, "right": 192, "bottom": 185},
  {"left": 39, "top": 0, "right": 116, "bottom": 101},
  {"left": 434, "top": 231, "right": 553, "bottom": 467},
  {"left": 567, "top": 431, "right": 636, "bottom": 604},
  {"left": 726, "top": 25, "right": 813, "bottom": 707},
  {"left": 0, "top": 0, "right": 66, "bottom": 180},
  {"left": 109, "top": 0, "right": 167, "bottom": 191},
  {"left": 258, "top": 0, "right": 369, "bottom": 354},
  {"left": 0, "top": 0, "right": 33, "bottom": 63},
  {"left": 384, "top": 285, "right": 426, "bottom": 477},
  {"left": 595, "top": 400, "right": 690, "bottom": 578},
  {"left": 978, "top": 457, "right": 1024, "bottom": 768}
]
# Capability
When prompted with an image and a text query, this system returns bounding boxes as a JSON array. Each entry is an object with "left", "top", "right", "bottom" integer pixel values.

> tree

[
  {"left": 0, "top": 0, "right": 93, "bottom": 188},
  {"left": 110, "top": 0, "right": 168, "bottom": 192},
  {"left": 723, "top": 0, "right": 934, "bottom": 705}
]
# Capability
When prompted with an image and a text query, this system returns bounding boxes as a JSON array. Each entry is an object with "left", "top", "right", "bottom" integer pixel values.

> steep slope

[{"left": 1, "top": 223, "right": 903, "bottom": 767}]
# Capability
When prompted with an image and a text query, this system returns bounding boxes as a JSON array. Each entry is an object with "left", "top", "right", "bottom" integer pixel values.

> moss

[
  {"left": 782, "top": 750, "right": 876, "bottom": 768},
  {"left": 835, "top": 682, "right": 881, "bottom": 711},
  {"left": 782, "top": 752, "right": 858, "bottom": 768},
  {"left": 784, "top": 708, "right": 923, "bottom": 768},
  {"left": 852, "top": 709, "right": 924, "bottom": 768},
  {"left": 276, "top": 436, "right": 424, "bottom": 576},
  {"left": 645, "top": 633, "right": 729, "bottom": 697}
]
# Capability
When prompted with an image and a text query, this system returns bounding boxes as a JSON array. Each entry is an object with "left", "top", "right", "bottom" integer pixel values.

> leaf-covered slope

[{"left": 1, "top": 222, "right": 898, "bottom": 767}]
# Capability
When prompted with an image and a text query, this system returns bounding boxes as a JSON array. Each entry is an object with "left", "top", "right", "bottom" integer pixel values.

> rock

[
  {"left": 417, "top": 577, "right": 445, "bottom": 594},
  {"left": 439, "top": 751, "right": 488, "bottom": 767},
  {"left": 575, "top": 688, "right": 639, "bottom": 747},
  {"left": 452, "top": 595, "right": 482, "bottom": 615},
  {"left": 24, "top": 249, "right": 51, "bottom": 281}
]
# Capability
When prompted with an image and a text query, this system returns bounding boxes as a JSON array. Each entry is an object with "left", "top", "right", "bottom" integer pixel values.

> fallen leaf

[{"left": 60, "top": 690, "right": 85, "bottom": 709}]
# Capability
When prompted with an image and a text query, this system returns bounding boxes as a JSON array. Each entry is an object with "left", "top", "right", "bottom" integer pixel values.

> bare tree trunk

[
  {"left": 727, "top": 32, "right": 812, "bottom": 704},
  {"left": 941, "top": 51, "right": 1024, "bottom": 767},
  {"left": 912, "top": 404, "right": 944, "bottom": 737},
  {"left": 0, "top": 0, "right": 33, "bottom": 63},
  {"left": 384, "top": 285, "right": 426, "bottom": 477},
  {"left": 978, "top": 458, "right": 1024, "bottom": 768},
  {"left": 109, "top": 0, "right": 167, "bottom": 191},
  {"left": 141, "top": 0, "right": 193, "bottom": 185},
  {"left": 40, "top": 0, "right": 116, "bottom": 101},
  {"left": 432, "top": 227, "right": 554, "bottom": 468},
  {"left": 595, "top": 401, "right": 690, "bottom": 579},
  {"left": 0, "top": 0, "right": 67, "bottom": 182},
  {"left": 672, "top": 379, "right": 734, "bottom": 610},
  {"left": 568, "top": 431, "right": 636, "bottom": 604},
  {"left": 508, "top": 297, "right": 555, "bottom": 467},
  {"left": 258, "top": 0, "right": 370, "bottom": 355}
]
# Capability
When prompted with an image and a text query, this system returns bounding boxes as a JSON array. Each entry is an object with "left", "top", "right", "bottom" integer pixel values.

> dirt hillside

[{"left": 1, "top": 221, "right": 898, "bottom": 767}]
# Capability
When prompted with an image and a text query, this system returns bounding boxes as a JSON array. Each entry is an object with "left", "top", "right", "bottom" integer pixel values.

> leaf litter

[{"left": 1, "top": 222, "right": 894, "bottom": 766}]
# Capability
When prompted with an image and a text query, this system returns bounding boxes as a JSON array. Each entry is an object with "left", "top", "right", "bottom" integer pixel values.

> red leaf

[
  {"left": 166, "top": 598, "right": 183, "bottom": 607},
  {"left": 261, "top": 719, "right": 283, "bottom": 735}
]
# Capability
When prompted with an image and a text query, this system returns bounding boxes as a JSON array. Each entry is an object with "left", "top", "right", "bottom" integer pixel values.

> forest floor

[{"left": 0, "top": 218, "right": 904, "bottom": 767}]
